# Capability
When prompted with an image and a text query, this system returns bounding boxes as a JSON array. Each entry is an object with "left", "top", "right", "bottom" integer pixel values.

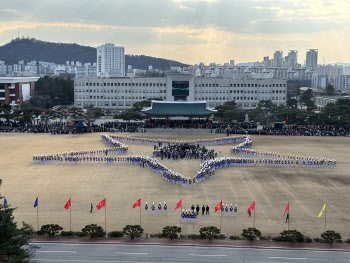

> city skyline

[{"left": 0, "top": 0, "right": 350, "bottom": 64}]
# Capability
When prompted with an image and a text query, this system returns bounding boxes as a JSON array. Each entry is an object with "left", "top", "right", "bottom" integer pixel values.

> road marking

[
  {"left": 115, "top": 252, "right": 148, "bottom": 255},
  {"left": 189, "top": 254, "right": 227, "bottom": 257},
  {"left": 269, "top": 257, "right": 307, "bottom": 260},
  {"left": 37, "top": 251, "right": 77, "bottom": 253}
]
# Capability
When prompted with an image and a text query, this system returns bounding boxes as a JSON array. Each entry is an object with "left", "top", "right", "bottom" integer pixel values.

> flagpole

[
  {"left": 253, "top": 202, "right": 255, "bottom": 228},
  {"left": 220, "top": 200, "right": 223, "bottom": 232},
  {"left": 288, "top": 202, "right": 290, "bottom": 231},
  {"left": 105, "top": 198, "right": 107, "bottom": 234},
  {"left": 180, "top": 199, "right": 182, "bottom": 233},
  {"left": 139, "top": 198, "right": 141, "bottom": 227},
  {"left": 37, "top": 197, "right": 39, "bottom": 231},
  {"left": 324, "top": 204, "right": 327, "bottom": 231},
  {"left": 70, "top": 197, "right": 72, "bottom": 232}
]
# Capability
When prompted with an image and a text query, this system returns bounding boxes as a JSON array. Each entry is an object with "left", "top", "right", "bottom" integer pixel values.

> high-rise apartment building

[
  {"left": 273, "top": 51, "right": 283, "bottom": 67},
  {"left": 285, "top": 50, "right": 298, "bottom": 68},
  {"left": 306, "top": 49, "right": 318, "bottom": 68},
  {"left": 97, "top": 43, "right": 125, "bottom": 77}
]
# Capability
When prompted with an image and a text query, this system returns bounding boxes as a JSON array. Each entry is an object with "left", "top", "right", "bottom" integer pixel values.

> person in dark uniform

[
  {"left": 158, "top": 202, "right": 162, "bottom": 214},
  {"left": 221, "top": 205, "right": 224, "bottom": 216},
  {"left": 182, "top": 209, "right": 185, "bottom": 222},
  {"left": 285, "top": 212, "right": 289, "bottom": 223},
  {"left": 90, "top": 203, "right": 93, "bottom": 213},
  {"left": 202, "top": 205, "right": 205, "bottom": 215},
  {"left": 164, "top": 202, "right": 167, "bottom": 215},
  {"left": 191, "top": 204, "right": 195, "bottom": 213},
  {"left": 230, "top": 204, "right": 233, "bottom": 216},
  {"left": 145, "top": 202, "right": 148, "bottom": 214},
  {"left": 225, "top": 204, "right": 228, "bottom": 216},
  {"left": 234, "top": 204, "right": 238, "bottom": 216},
  {"left": 196, "top": 204, "right": 200, "bottom": 215},
  {"left": 206, "top": 205, "right": 209, "bottom": 215},
  {"left": 151, "top": 202, "right": 155, "bottom": 214}
]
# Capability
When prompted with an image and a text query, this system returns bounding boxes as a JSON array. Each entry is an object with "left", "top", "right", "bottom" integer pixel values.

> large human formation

[{"left": 33, "top": 134, "right": 336, "bottom": 187}]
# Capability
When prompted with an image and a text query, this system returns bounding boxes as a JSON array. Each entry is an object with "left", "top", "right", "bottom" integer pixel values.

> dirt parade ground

[{"left": 0, "top": 132, "right": 349, "bottom": 239}]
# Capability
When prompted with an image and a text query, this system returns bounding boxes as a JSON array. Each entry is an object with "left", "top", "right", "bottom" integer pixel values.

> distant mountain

[{"left": 0, "top": 38, "right": 190, "bottom": 70}]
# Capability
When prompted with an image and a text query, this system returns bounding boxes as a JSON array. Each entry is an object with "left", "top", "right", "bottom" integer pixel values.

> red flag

[
  {"left": 96, "top": 198, "right": 105, "bottom": 210},
  {"left": 174, "top": 200, "right": 182, "bottom": 210},
  {"left": 215, "top": 201, "right": 222, "bottom": 212},
  {"left": 64, "top": 198, "right": 71, "bottom": 209},
  {"left": 296, "top": 115, "right": 299, "bottom": 119},
  {"left": 133, "top": 198, "right": 141, "bottom": 208},
  {"left": 283, "top": 202, "right": 289, "bottom": 217},
  {"left": 247, "top": 201, "right": 255, "bottom": 214},
  {"left": 286, "top": 116, "right": 288, "bottom": 121}
]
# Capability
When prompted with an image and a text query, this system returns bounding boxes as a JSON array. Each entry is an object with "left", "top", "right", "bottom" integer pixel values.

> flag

[
  {"left": 64, "top": 198, "right": 71, "bottom": 209},
  {"left": 133, "top": 198, "right": 141, "bottom": 208},
  {"left": 174, "top": 200, "right": 181, "bottom": 210},
  {"left": 66, "top": 112, "right": 69, "bottom": 116},
  {"left": 338, "top": 115, "right": 340, "bottom": 120},
  {"left": 20, "top": 112, "right": 23, "bottom": 115},
  {"left": 283, "top": 202, "right": 289, "bottom": 217},
  {"left": 273, "top": 115, "right": 277, "bottom": 119},
  {"left": 41, "top": 111, "right": 45, "bottom": 115},
  {"left": 10, "top": 110, "right": 13, "bottom": 115},
  {"left": 318, "top": 204, "right": 326, "bottom": 218},
  {"left": 30, "top": 111, "right": 34, "bottom": 115},
  {"left": 286, "top": 116, "right": 289, "bottom": 121},
  {"left": 215, "top": 201, "right": 222, "bottom": 212},
  {"left": 4, "top": 197, "right": 7, "bottom": 206},
  {"left": 296, "top": 115, "right": 299, "bottom": 119},
  {"left": 34, "top": 197, "right": 38, "bottom": 208},
  {"left": 247, "top": 201, "right": 255, "bottom": 214},
  {"left": 96, "top": 198, "right": 105, "bottom": 210},
  {"left": 327, "top": 115, "right": 330, "bottom": 119}
]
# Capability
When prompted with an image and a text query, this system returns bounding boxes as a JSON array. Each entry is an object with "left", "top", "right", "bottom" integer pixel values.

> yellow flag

[{"left": 318, "top": 204, "right": 326, "bottom": 218}]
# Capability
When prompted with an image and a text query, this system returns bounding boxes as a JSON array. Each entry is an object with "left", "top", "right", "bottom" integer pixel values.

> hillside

[{"left": 0, "top": 38, "right": 189, "bottom": 70}]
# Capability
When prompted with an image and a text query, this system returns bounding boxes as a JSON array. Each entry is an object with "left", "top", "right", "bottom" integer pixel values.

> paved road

[{"left": 32, "top": 243, "right": 350, "bottom": 263}]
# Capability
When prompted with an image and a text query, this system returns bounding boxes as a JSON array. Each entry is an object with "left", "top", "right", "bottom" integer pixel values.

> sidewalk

[{"left": 31, "top": 237, "right": 350, "bottom": 251}]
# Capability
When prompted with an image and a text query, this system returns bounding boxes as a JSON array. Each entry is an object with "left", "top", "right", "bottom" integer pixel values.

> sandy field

[{"left": 0, "top": 132, "right": 349, "bottom": 239}]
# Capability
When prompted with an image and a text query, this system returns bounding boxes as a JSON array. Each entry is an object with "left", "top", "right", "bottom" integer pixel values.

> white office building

[
  {"left": 97, "top": 43, "right": 125, "bottom": 77},
  {"left": 74, "top": 75, "right": 287, "bottom": 112}
]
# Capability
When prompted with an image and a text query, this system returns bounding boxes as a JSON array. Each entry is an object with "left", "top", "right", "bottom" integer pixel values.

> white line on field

[
  {"left": 115, "top": 252, "right": 148, "bottom": 255},
  {"left": 268, "top": 257, "right": 307, "bottom": 260},
  {"left": 37, "top": 251, "right": 77, "bottom": 253},
  {"left": 189, "top": 254, "right": 227, "bottom": 257}
]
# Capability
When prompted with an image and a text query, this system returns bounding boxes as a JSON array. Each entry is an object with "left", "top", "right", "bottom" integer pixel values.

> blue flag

[
  {"left": 34, "top": 197, "right": 38, "bottom": 208},
  {"left": 4, "top": 197, "right": 7, "bottom": 206}
]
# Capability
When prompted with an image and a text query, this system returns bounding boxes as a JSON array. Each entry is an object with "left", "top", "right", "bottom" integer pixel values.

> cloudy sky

[{"left": 0, "top": 0, "right": 349, "bottom": 64}]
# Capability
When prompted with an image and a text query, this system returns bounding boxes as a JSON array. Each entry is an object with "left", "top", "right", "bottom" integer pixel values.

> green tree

[
  {"left": 199, "top": 226, "right": 220, "bottom": 241},
  {"left": 0, "top": 179, "right": 38, "bottom": 262},
  {"left": 321, "top": 230, "right": 341, "bottom": 245},
  {"left": 325, "top": 84, "right": 335, "bottom": 96},
  {"left": 117, "top": 110, "right": 143, "bottom": 121},
  {"left": 40, "top": 224, "right": 63, "bottom": 237},
  {"left": 215, "top": 100, "right": 240, "bottom": 122},
  {"left": 81, "top": 224, "right": 105, "bottom": 238},
  {"left": 162, "top": 226, "right": 181, "bottom": 240},
  {"left": 274, "top": 230, "right": 304, "bottom": 243},
  {"left": 300, "top": 88, "right": 315, "bottom": 111},
  {"left": 123, "top": 225, "right": 144, "bottom": 240},
  {"left": 241, "top": 227, "right": 262, "bottom": 242},
  {"left": 287, "top": 98, "right": 298, "bottom": 109},
  {"left": 84, "top": 105, "right": 102, "bottom": 125}
]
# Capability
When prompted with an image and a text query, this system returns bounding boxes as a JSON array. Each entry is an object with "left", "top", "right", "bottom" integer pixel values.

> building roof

[
  {"left": 0, "top": 77, "right": 40, "bottom": 84},
  {"left": 142, "top": 101, "right": 217, "bottom": 116}
]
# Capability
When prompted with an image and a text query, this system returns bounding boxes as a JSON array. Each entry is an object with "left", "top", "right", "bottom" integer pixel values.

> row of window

[
  {"left": 76, "top": 89, "right": 165, "bottom": 93},
  {"left": 194, "top": 83, "right": 286, "bottom": 88},
  {"left": 194, "top": 96, "right": 285, "bottom": 101},
  {"left": 76, "top": 96, "right": 166, "bottom": 100},
  {"left": 76, "top": 82, "right": 166, "bottom": 87}
]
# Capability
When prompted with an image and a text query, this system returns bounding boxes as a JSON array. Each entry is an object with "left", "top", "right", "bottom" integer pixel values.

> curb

[{"left": 30, "top": 240, "right": 350, "bottom": 252}]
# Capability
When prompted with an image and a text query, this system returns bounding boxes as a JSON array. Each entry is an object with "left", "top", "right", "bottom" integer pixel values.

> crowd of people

[
  {"left": 33, "top": 134, "right": 336, "bottom": 186},
  {"left": 155, "top": 144, "right": 216, "bottom": 160}
]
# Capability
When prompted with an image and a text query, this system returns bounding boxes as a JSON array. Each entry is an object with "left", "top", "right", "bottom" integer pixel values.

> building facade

[
  {"left": 306, "top": 49, "right": 318, "bottom": 69},
  {"left": 97, "top": 44, "right": 125, "bottom": 77},
  {"left": 0, "top": 77, "right": 39, "bottom": 105},
  {"left": 74, "top": 75, "right": 287, "bottom": 112}
]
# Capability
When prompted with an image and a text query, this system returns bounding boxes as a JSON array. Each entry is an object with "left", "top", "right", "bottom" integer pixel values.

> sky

[{"left": 0, "top": 0, "right": 350, "bottom": 65}]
